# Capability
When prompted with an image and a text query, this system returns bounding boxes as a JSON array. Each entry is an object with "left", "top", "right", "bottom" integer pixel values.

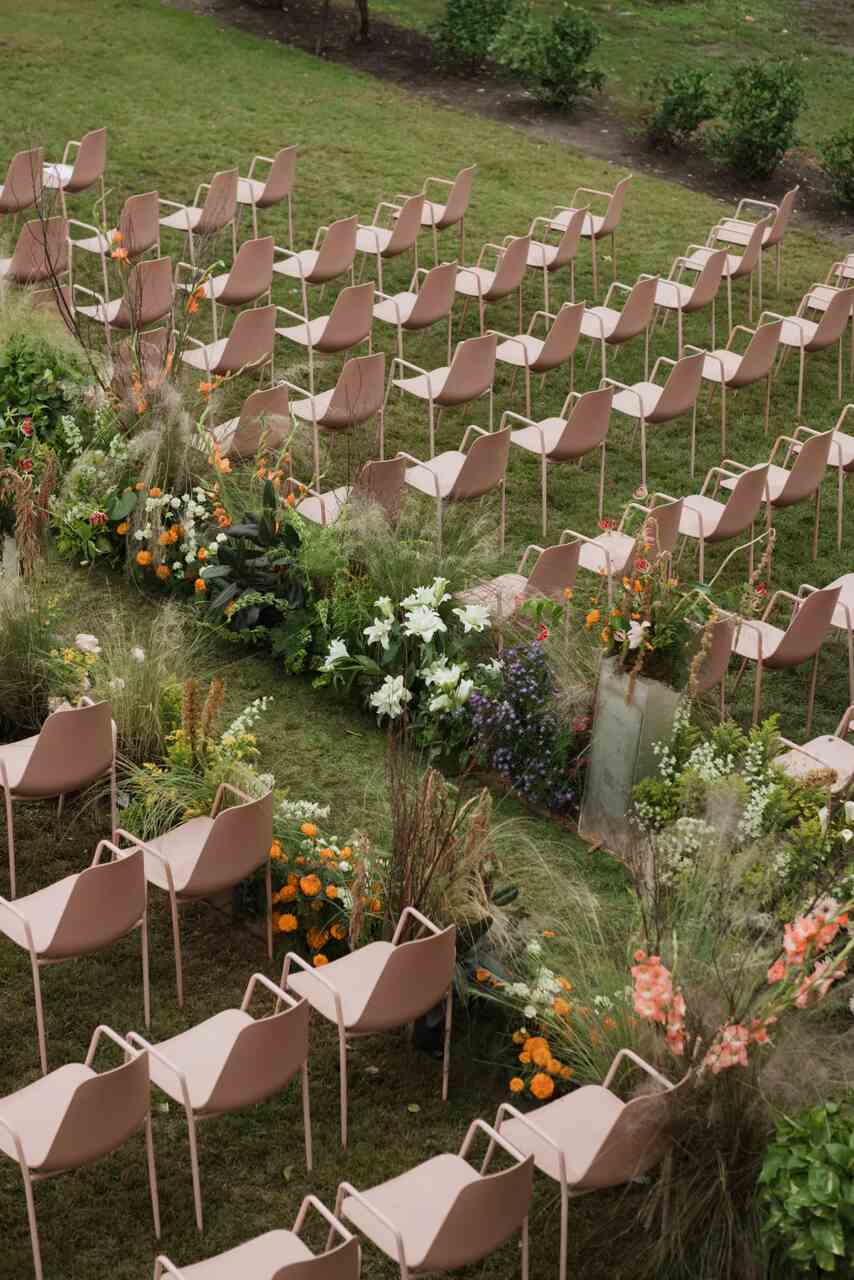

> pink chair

[
  {"left": 289, "top": 456, "right": 406, "bottom": 528},
  {"left": 0, "top": 217, "right": 69, "bottom": 288},
  {"left": 356, "top": 192, "right": 424, "bottom": 293},
  {"left": 493, "top": 302, "right": 584, "bottom": 416},
  {"left": 454, "top": 235, "right": 530, "bottom": 335},
  {"left": 158, "top": 169, "right": 238, "bottom": 266},
  {"left": 708, "top": 185, "right": 799, "bottom": 302},
  {"left": 519, "top": 205, "right": 587, "bottom": 310},
  {"left": 684, "top": 317, "right": 781, "bottom": 453},
  {"left": 762, "top": 285, "right": 854, "bottom": 418},
  {"left": 373, "top": 260, "right": 458, "bottom": 368},
  {"left": 406, "top": 164, "right": 476, "bottom": 264},
  {"left": 210, "top": 383, "right": 291, "bottom": 459},
  {"left": 73, "top": 255, "right": 174, "bottom": 352},
  {"left": 815, "top": 253, "right": 854, "bottom": 377},
  {"left": 237, "top": 144, "right": 298, "bottom": 243},
  {"left": 674, "top": 462, "right": 770, "bottom": 581},
  {"left": 580, "top": 274, "right": 658, "bottom": 380},
  {"left": 559, "top": 493, "right": 684, "bottom": 609},
  {"left": 680, "top": 214, "right": 773, "bottom": 331},
  {"left": 774, "top": 704, "right": 854, "bottom": 796},
  {"left": 42, "top": 127, "right": 107, "bottom": 217},
  {"left": 284, "top": 351, "right": 386, "bottom": 488},
  {"left": 69, "top": 190, "right": 160, "bottom": 300},
  {"left": 788, "top": 412, "right": 854, "bottom": 549},
  {"left": 177, "top": 235, "right": 274, "bottom": 340},
  {"left": 400, "top": 425, "right": 511, "bottom": 554},
  {"left": 273, "top": 215, "right": 359, "bottom": 318},
  {"left": 798, "top": 573, "right": 854, "bottom": 709},
  {"left": 456, "top": 541, "right": 581, "bottom": 623},
  {"left": 604, "top": 351, "right": 705, "bottom": 491},
  {"left": 180, "top": 303, "right": 276, "bottom": 380},
  {"left": 0, "top": 147, "right": 43, "bottom": 216},
  {"left": 275, "top": 281, "right": 374, "bottom": 394},
  {"left": 645, "top": 248, "right": 727, "bottom": 357},
  {"left": 388, "top": 332, "right": 497, "bottom": 455},
  {"left": 549, "top": 174, "right": 633, "bottom": 297}
]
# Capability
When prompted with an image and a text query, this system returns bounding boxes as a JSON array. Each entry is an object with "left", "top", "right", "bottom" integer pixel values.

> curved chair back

[
  {"left": 549, "top": 385, "right": 613, "bottom": 461},
  {"left": 318, "top": 282, "right": 374, "bottom": 353},
  {"left": 489, "top": 235, "right": 530, "bottom": 298},
  {"left": 8, "top": 216, "right": 69, "bottom": 284},
  {"left": 322, "top": 352, "right": 385, "bottom": 428},
  {"left": 598, "top": 175, "right": 632, "bottom": 237},
  {"left": 731, "top": 318, "right": 781, "bottom": 387},
  {"left": 216, "top": 304, "right": 275, "bottom": 374},
  {"left": 767, "top": 185, "right": 799, "bottom": 248},
  {"left": 312, "top": 215, "right": 358, "bottom": 283},
  {"left": 118, "top": 190, "right": 160, "bottom": 259},
  {"left": 686, "top": 249, "right": 726, "bottom": 310},
  {"left": 451, "top": 427, "right": 511, "bottom": 500},
  {"left": 525, "top": 541, "right": 580, "bottom": 599},
  {"left": 203, "top": 997, "right": 309, "bottom": 1116},
  {"left": 642, "top": 497, "right": 683, "bottom": 558},
  {"left": 775, "top": 428, "right": 833, "bottom": 508},
  {"left": 811, "top": 286, "right": 854, "bottom": 349},
  {"left": 439, "top": 165, "right": 476, "bottom": 229},
  {"left": 66, "top": 127, "right": 107, "bottom": 194},
  {"left": 218, "top": 235, "right": 274, "bottom": 306},
  {"left": 184, "top": 790, "right": 273, "bottom": 897},
  {"left": 387, "top": 193, "right": 424, "bottom": 255},
  {"left": 259, "top": 145, "right": 298, "bottom": 207},
  {"left": 197, "top": 168, "right": 238, "bottom": 235},
  {"left": 712, "top": 463, "right": 769, "bottom": 541},
  {"left": 118, "top": 326, "right": 169, "bottom": 392},
  {"left": 16, "top": 700, "right": 113, "bottom": 798},
  {"left": 353, "top": 456, "right": 406, "bottom": 524},
  {"left": 439, "top": 332, "right": 497, "bottom": 405},
  {"left": 0, "top": 147, "right": 43, "bottom": 214},
  {"left": 535, "top": 302, "right": 584, "bottom": 371},
  {"left": 275, "top": 1236, "right": 360, "bottom": 1280},
  {"left": 229, "top": 383, "right": 290, "bottom": 456},
  {"left": 355, "top": 925, "right": 456, "bottom": 1033},
  {"left": 121, "top": 256, "right": 173, "bottom": 329},
  {"left": 38, "top": 1050, "right": 150, "bottom": 1174},
  {"left": 735, "top": 214, "right": 774, "bottom": 278},
  {"left": 577, "top": 1089, "right": 673, "bottom": 1190},
  {"left": 690, "top": 616, "right": 735, "bottom": 695},
  {"left": 651, "top": 352, "right": 704, "bottom": 422},
  {"left": 551, "top": 207, "right": 586, "bottom": 269},
  {"left": 612, "top": 275, "right": 657, "bottom": 342},
  {"left": 420, "top": 1156, "right": 534, "bottom": 1272},
  {"left": 769, "top": 585, "right": 841, "bottom": 669},
  {"left": 407, "top": 260, "right": 457, "bottom": 330},
  {"left": 44, "top": 849, "right": 145, "bottom": 961}
]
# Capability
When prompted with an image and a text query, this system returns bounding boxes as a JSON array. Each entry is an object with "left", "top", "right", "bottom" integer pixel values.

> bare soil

[{"left": 169, "top": 0, "right": 854, "bottom": 245}]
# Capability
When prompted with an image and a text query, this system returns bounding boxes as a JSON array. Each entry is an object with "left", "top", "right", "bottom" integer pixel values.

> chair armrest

[
  {"left": 72, "top": 283, "right": 104, "bottom": 303},
  {"left": 558, "top": 527, "right": 613, "bottom": 576},
  {"left": 126, "top": 1031, "right": 193, "bottom": 1108},
  {"left": 460, "top": 1116, "right": 526, "bottom": 1169},
  {"left": 459, "top": 423, "right": 490, "bottom": 452},
  {"left": 281, "top": 951, "right": 345, "bottom": 1031},
  {"left": 456, "top": 265, "right": 485, "bottom": 297},
  {"left": 60, "top": 137, "right": 82, "bottom": 166},
  {"left": 154, "top": 1259, "right": 188, "bottom": 1280},
  {"left": 240, "top": 971, "right": 300, "bottom": 1014},
  {"left": 760, "top": 589, "right": 799, "bottom": 624},
  {"left": 725, "top": 323, "right": 757, "bottom": 351},
  {"left": 158, "top": 198, "right": 187, "bottom": 210},
  {"left": 650, "top": 355, "right": 677, "bottom": 382},
  {"left": 516, "top": 543, "right": 545, "bottom": 575},
  {"left": 401, "top": 457, "right": 442, "bottom": 498},
  {"left": 211, "top": 781, "right": 255, "bottom": 816},
  {"left": 527, "top": 308, "right": 556, "bottom": 335},
  {"left": 312, "top": 224, "right": 330, "bottom": 251},
  {"left": 391, "top": 355, "right": 429, "bottom": 378},
  {"left": 571, "top": 185, "right": 613, "bottom": 204},
  {"left": 835, "top": 705, "right": 854, "bottom": 737},
  {"left": 293, "top": 1194, "right": 356, "bottom": 1247},
  {"left": 734, "top": 196, "right": 779, "bottom": 218},
  {"left": 68, "top": 218, "right": 105, "bottom": 239},
  {"left": 392, "top": 904, "right": 442, "bottom": 943},
  {"left": 601, "top": 377, "right": 644, "bottom": 418},
  {"left": 423, "top": 175, "right": 455, "bottom": 191},
  {"left": 279, "top": 376, "right": 314, "bottom": 400},
  {"left": 335, "top": 1182, "right": 407, "bottom": 1272},
  {"left": 602, "top": 280, "right": 633, "bottom": 307},
  {"left": 494, "top": 1102, "right": 567, "bottom": 1184},
  {"left": 0, "top": 896, "right": 36, "bottom": 954},
  {"left": 492, "top": 331, "right": 530, "bottom": 365},
  {"left": 86, "top": 1024, "right": 137, "bottom": 1067},
  {"left": 358, "top": 224, "right": 384, "bottom": 254},
  {"left": 275, "top": 303, "right": 309, "bottom": 326},
  {"left": 527, "top": 214, "right": 554, "bottom": 237},
  {"left": 698, "top": 463, "right": 740, "bottom": 497},
  {"left": 834, "top": 404, "right": 854, "bottom": 433},
  {"left": 766, "top": 432, "right": 800, "bottom": 467},
  {"left": 91, "top": 837, "right": 138, "bottom": 866},
  {"left": 603, "top": 1047, "right": 674, "bottom": 1092},
  {"left": 113, "top": 827, "right": 176, "bottom": 886}
]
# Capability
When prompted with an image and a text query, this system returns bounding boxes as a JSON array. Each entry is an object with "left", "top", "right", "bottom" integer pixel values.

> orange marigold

[
  {"left": 278, "top": 913, "right": 298, "bottom": 933},
  {"left": 475, "top": 968, "right": 490, "bottom": 983},
  {"left": 278, "top": 884, "right": 297, "bottom": 901},
  {"left": 524, "top": 1036, "right": 551, "bottom": 1068},
  {"left": 512, "top": 1030, "right": 527, "bottom": 1045},
  {"left": 553, "top": 997, "right": 572, "bottom": 1018},
  {"left": 331, "top": 922, "right": 348, "bottom": 940},
  {"left": 155, "top": 564, "right": 171, "bottom": 580},
  {"left": 518, "top": 1051, "right": 532, "bottom": 1064},
  {"left": 269, "top": 840, "right": 283, "bottom": 860},
  {"left": 585, "top": 608, "right": 600, "bottom": 628},
  {"left": 530, "top": 1072, "right": 555, "bottom": 1101},
  {"left": 136, "top": 550, "right": 153, "bottom": 567},
  {"left": 313, "top": 954, "right": 329, "bottom": 967},
  {"left": 509, "top": 1077, "right": 525, "bottom": 1094},
  {"left": 116, "top": 522, "right": 129, "bottom": 536},
  {"left": 326, "top": 884, "right": 338, "bottom": 900},
  {"left": 149, "top": 487, "right": 162, "bottom": 498},
  {"left": 300, "top": 874, "right": 321, "bottom": 897},
  {"left": 300, "top": 822, "right": 318, "bottom": 838},
  {"left": 194, "top": 578, "right": 207, "bottom": 593},
  {"left": 306, "top": 927, "right": 329, "bottom": 950}
]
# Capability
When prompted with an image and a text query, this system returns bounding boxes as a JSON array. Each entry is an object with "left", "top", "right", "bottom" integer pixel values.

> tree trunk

[
  {"left": 316, "top": 0, "right": 331, "bottom": 54},
  {"left": 354, "top": 0, "right": 369, "bottom": 43}
]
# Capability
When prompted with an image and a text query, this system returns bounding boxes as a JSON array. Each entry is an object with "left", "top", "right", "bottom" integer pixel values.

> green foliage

[
  {"left": 643, "top": 67, "right": 718, "bottom": 151},
  {"left": 0, "top": 331, "right": 90, "bottom": 450},
  {"left": 490, "top": 2, "right": 604, "bottom": 110},
  {"left": 760, "top": 1099, "right": 854, "bottom": 1273},
  {"left": 819, "top": 120, "right": 854, "bottom": 209},
  {"left": 710, "top": 59, "right": 804, "bottom": 178},
  {"left": 430, "top": 0, "right": 511, "bottom": 69},
  {"left": 0, "top": 579, "right": 63, "bottom": 738}
]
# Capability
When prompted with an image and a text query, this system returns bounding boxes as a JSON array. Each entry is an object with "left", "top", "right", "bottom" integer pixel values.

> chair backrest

[
  {"left": 736, "top": 214, "right": 774, "bottom": 276},
  {"left": 8, "top": 216, "right": 69, "bottom": 284},
  {"left": 118, "top": 190, "right": 159, "bottom": 258},
  {"left": 0, "top": 146, "right": 43, "bottom": 214},
  {"left": 687, "top": 248, "right": 727, "bottom": 309},
  {"left": 730, "top": 318, "right": 781, "bottom": 386},
  {"left": 353, "top": 455, "right": 407, "bottom": 524},
  {"left": 611, "top": 275, "right": 658, "bottom": 342},
  {"left": 230, "top": 383, "right": 290, "bottom": 456},
  {"left": 651, "top": 352, "right": 704, "bottom": 421},
  {"left": 38, "top": 1050, "right": 150, "bottom": 1174},
  {"left": 66, "top": 127, "right": 107, "bottom": 194},
  {"left": 550, "top": 206, "right": 587, "bottom": 268},
  {"left": 16, "top": 700, "right": 113, "bottom": 798},
  {"left": 420, "top": 1155, "right": 534, "bottom": 1272},
  {"left": 197, "top": 168, "right": 238, "bottom": 235},
  {"left": 549, "top": 385, "right": 613, "bottom": 461},
  {"left": 322, "top": 352, "right": 386, "bottom": 428},
  {"left": 490, "top": 235, "right": 530, "bottom": 297},
  {"left": 407, "top": 260, "right": 457, "bottom": 329},
  {"left": 451, "top": 426, "right": 511, "bottom": 500},
  {"left": 812, "top": 286, "right": 854, "bottom": 348},
  {"left": 119, "top": 326, "right": 169, "bottom": 391},
  {"left": 318, "top": 281, "right": 375, "bottom": 352},
  {"left": 534, "top": 301, "right": 584, "bottom": 370},
  {"left": 313, "top": 215, "right": 358, "bottom": 282},
  {"left": 766, "top": 185, "right": 799, "bottom": 248},
  {"left": 599, "top": 175, "right": 632, "bottom": 236},
  {"left": 121, "top": 255, "right": 173, "bottom": 328},
  {"left": 713, "top": 463, "right": 769, "bottom": 541},
  {"left": 258, "top": 145, "right": 298, "bottom": 206},
  {"left": 577, "top": 1088, "right": 673, "bottom": 1190},
  {"left": 439, "top": 165, "right": 476, "bottom": 228},
  {"left": 775, "top": 428, "right": 833, "bottom": 507},
  {"left": 184, "top": 790, "right": 274, "bottom": 897},
  {"left": 525, "top": 541, "right": 580, "bottom": 599},
  {"left": 642, "top": 497, "right": 683, "bottom": 558},
  {"left": 690, "top": 616, "right": 735, "bottom": 694},
  {"left": 273, "top": 1237, "right": 360, "bottom": 1280},
  {"left": 44, "top": 849, "right": 146, "bottom": 961},
  {"left": 217, "top": 304, "right": 276, "bottom": 373},
  {"left": 387, "top": 192, "right": 424, "bottom": 255},
  {"left": 218, "top": 235, "right": 274, "bottom": 306},
  {"left": 439, "top": 332, "right": 497, "bottom": 404},
  {"left": 355, "top": 925, "right": 457, "bottom": 1033},
  {"left": 769, "top": 585, "right": 841, "bottom": 669},
  {"left": 203, "top": 997, "right": 309, "bottom": 1115}
]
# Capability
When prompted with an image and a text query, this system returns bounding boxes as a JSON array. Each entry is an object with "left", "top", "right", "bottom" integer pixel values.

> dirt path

[{"left": 171, "top": 0, "right": 854, "bottom": 246}]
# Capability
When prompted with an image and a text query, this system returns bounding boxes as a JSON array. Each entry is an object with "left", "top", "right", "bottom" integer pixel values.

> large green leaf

[{"left": 106, "top": 489, "right": 139, "bottom": 521}]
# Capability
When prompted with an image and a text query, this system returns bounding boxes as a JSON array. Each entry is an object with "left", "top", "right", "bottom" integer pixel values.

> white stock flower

[
  {"left": 456, "top": 678, "right": 473, "bottom": 703},
  {"left": 841, "top": 829, "right": 853, "bottom": 844},
  {"left": 374, "top": 596, "right": 394, "bottom": 619},
  {"left": 403, "top": 605, "right": 446, "bottom": 645},
  {"left": 130, "top": 646, "right": 145, "bottom": 663},
  {"left": 428, "top": 692, "right": 451, "bottom": 713},
  {"left": 452, "top": 603, "right": 490, "bottom": 634},
  {"left": 364, "top": 616, "right": 394, "bottom": 650},
  {"left": 338, "top": 860, "right": 351, "bottom": 874},
  {"left": 523, "top": 1005, "right": 538, "bottom": 1020},
  {"left": 422, "top": 662, "right": 463, "bottom": 688},
  {"left": 75, "top": 633, "right": 101, "bottom": 655},
  {"left": 402, "top": 577, "right": 450, "bottom": 610},
  {"left": 369, "top": 675, "right": 412, "bottom": 719},
  {"left": 322, "top": 639, "right": 349, "bottom": 671},
  {"left": 627, "top": 619, "right": 651, "bottom": 651}
]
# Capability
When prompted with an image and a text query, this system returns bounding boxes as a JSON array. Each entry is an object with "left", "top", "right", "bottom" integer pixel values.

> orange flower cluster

[
  {"left": 509, "top": 1032, "right": 574, "bottom": 1101},
  {"left": 269, "top": 824, "right": 365, "bottom": 962}
]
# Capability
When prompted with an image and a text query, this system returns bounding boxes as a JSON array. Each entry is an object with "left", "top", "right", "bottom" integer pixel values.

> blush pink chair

[
  {"left": 275, "top": 281, "right": 374, "bottom": 394},
  {"left": 73, "top": 255, "right": 174, "bottom": 352},
  {"left": 454, "top": 235, "right": 530, "bottom": 335},
  {"left": 177, "top": 235, "right": 274, "bottom": 340},
  {"left": 549, "top": 174, "right": 633, "bottom": 297},
  {"left": 388, "top": 331, "right": 497, "bottom": 455},
  {"left": 645, "top": 248, "right": 727, "bottom": 357},
  {"left": 273, "top": 215, "right": 359, "bottom": 319},
  {"left": 681, "top": 214, "right": 773, "bottom": 330},
  {"left": 798, "top": 573, "right": 854, "bottom": 709},
  {"left": 559, "top": 494, "right": 684, "bottom": 609},
  {"left": 519, "top": 205, "right": 587, "bottom": 311},
  {"left": 493, "top": 302, "right": 584, "bottom": 416},
  {"left": 406, "top": 164, "right": 476, "bottom": 264},
  {"left": 762, "top": 285, "right": 854, "bottom": 418},
  {"left": 70, "top": 190, "right": 161, "bottom": 301},
  {"left": 373, "top": 260, "right": 458, "bottom": 368},
  {"left": 0, "top": 147, "right": 43, "bottom": 217},
  {"left": 128, "top": 973, "right": 310, "bottom": 1233},
  {"left": 674, "top": 462, "right": 770, "bottom": 581},
  {"left": 774, "top": 704, "right": 854, "bottom": 796},
  {"left": 580, "top": 274, "right": 659, "bottom": 380},
  {"left": 237, "top": 144, "right": 298, "bottom": 244},
  {"left": 210, "top": 383, "right": 291, "bottom": 459},
  {"left": 708, "top": 185, "right": 799, "bottom": 303},
  {"left": 456, "top": 541, "right": 581, "bottom": 623},
  {"left": 356, "top": 192, "right": 424, "bottom": 293},
  {"left": 42, "top": 127, "right": 107, "bottom": 218},
  {"left": 788, "top": 412, "right": 854, "bottom": 549},
  {"left": 0, "top": 217, "right": 69, "bottom": 288},
  {"left": 288, "top": 456, "right": 407, "bottom": 528},
  {"left": 284, "top": 351, "right": 386, "bottom": 488},
  {"left": 684, "top": 317, "right": 782, "bottom": 453},
  {"left": 604, "top": 350, "right": 705, "bottom": 491},
  {"left": 400, "top": 424, "right": 511, "bottom": 554},
  {"left": 180, "top": 303, "right": 276, "bottom": 381},
  {"left": 158, "top": 169, "right": 238, "bottom": 267}
]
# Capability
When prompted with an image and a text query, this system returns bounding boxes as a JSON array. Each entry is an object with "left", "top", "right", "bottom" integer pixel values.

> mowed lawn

[{"left": 0, "top": 1, "right": 852, "bottom": 1275}]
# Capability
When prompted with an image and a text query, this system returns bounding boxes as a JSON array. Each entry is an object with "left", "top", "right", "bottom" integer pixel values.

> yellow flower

[
  {"left": 300, "top": 874, "right": 321, "bottom": 897},
  {"left": 149, "top": 487, "right": 162, "bottom": 498},
  {"left": 136, "top": 550, "right": 153, "bottom": 567},
  {"left": 530, "top": 1072, "right": 555, "bottom": 1100},
  {"left": 313, "top": 954, "right": 329, "bottom": 967},
  {"left": 278, "top": 913, "right": 298, "bottom": 933},
  {"left": 509, "top": 1077, "right": 525, "bottom": 1094},
  {"left": 300, "top": 822, "right": 318, "bottom": 838}
]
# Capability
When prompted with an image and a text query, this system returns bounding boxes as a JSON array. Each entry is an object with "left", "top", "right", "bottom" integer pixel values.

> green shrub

[
  {"left": 430, "top": 0, "right": 511, "bottom": 69},
  {"left": 490, "top": 2, "right": 604, "bottom": 110},
  {"left": 643, "top": 67, "right": 718, "bottom": 151},
  {"left": 759, "top": 1099, "right": 854, "bottom": 1273},
  {"left": 819, "top": 120, "right": 854, "bottom": 208},
  {"left": 710, "top": 59, "right": 804, "bottom": 178},
  {"left": 0, "top": 579, "right": 63, "bottom": 737}
]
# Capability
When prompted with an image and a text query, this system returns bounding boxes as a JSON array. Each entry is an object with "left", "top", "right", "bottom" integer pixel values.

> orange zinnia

[
  {"left": 300, "top": 822, "right": 318, "bottom": 838},
  {"left": 300, "top": 874, "right": 321, "bottom": 897},
  {"left": 136, "top": 550, "right": 153, "bottom": 567},
  {"left": 530, "top": 1072, "right": 555, "bottom": 1100}
]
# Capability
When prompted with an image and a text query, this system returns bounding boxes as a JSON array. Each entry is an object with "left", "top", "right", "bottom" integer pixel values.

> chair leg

[
  {"left": 598, "top": 442, "right": 606, "bottom": 521},
  {"left": 488, "top": 387, "right": 494, "bottom": 431},
  {"left": 524, "top": 364, "right": 531, "bottom": 418},
  {"left": 20, "top": 1165, "right": 43, "bottom": 1280},
  {"left": 796, "top": 350, "right": 805, "bottom": 419},
  {"left": 719, "top": 382, "right": 727, "bottom": 459},
  {"left": 287, "top": 194, "right": 294, "bottom": 250},
  {"left": 32, "top": 957, "right": 48, "bottom": 1076},
  {"left": 431, "top": 222, "right": 438, "bottom": 266},
  {"left": 541, "top": 455, "right": 548, "bottom": 538},
  {"left": 543, "top": 265, "right": 550, "bottom": 314},
  {"left": 110, "top": 760, "right": 118, "bottom": 840},
  {"left": 764, "top": 373, "right": 772, "bottom": 435},
  {"left": 559, "top": 1181, "right": 569, "bottom": 1280},
  {"left": 591, "top": 235, "right": 598, "bottom": 298},
  {"left": 499, "top": 478, "right": 506, "bottom": 552},
  {"left": 428, "top": 400, "right": 435, "bottom": 456},
  {"left": 639, "top": 414, "right": 647, "bottom": 495},
  {"left": 752, "top": 660, "right": 764, "bottom": 727},
  {"left": 168, "top": 889, "right": 184, "bottom": 1009},
  {"left": 185, "top": 1106, "right": 204, "bottom": 1233},
  {"left": 436, "top": 497, "right": 443, "bottom": 557},
  {"left": 338, "top": 1028, "right": 349, "bottom": 1148},
  {"left": 690, "top": 402, "right": 697, "bottom": 480},
  {"left": 442, "top": 987, "right": 453, "bottom": 1102},
  {"left": 302, "top": 1062, "right": 313, "bottom": 1172},
  {"left": 805, "top": 651, "right": 820, "bottom": 738},
  {"left": 812, "top": 485, "right": 821, "bottom": 560},
  {"left": 838, "top": 468, "right": 845, "bottom": 552},
  {"left": 4, "top": 789, "right": 14, "bottom": 900},
  {"left": 144, "top": 1114, "right": 161, "bottom": 1238},
  {"left": 141, "top": 906, "right": 151, "bottom": 1029},
  {"left": 521, "top": 1216, "right": 529, "bottom": 1280}
]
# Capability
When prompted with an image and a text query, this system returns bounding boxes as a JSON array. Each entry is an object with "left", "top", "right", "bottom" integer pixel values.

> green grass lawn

[{"left": 0, "top": 0, "right": 852, "bottom": 1273}]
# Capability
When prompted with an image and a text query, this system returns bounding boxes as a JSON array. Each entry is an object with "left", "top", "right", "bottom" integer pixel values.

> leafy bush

[
  {"left": 0, "top": 579, "right": 63, "bottom": 737},
  {"left": 819, "top": 121, "right": 854, "bottom": 208},
  {"left": 490, "top": 2, "right": 604, "bottom": 110},
  {"left": 760, "top": 1099, "right": 854, "bottom": 1273},
  {"left": 710, "top": 59, "right": 804, "bottom": 178},
  {"left": 643, "top": 67, "right": 718, "bottom": 151},
  {"left": 430, "top": 0, "right": 511, "bottom": 69}
]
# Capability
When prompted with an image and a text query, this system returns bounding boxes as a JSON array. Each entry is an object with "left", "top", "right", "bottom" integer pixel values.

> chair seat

[
  {"left": 176, "top": 1229, "right": 314, "bottom": 1280},
  {"left": 719, "top": 464, "right": 789, "bottom": 504},
  {"left": 288, "top": 940, "right": 396, "bottom": 1030},
  {"left": 392, "top": 367, "right": 449, "bottom": 401},
  {"left": 236, "top": 177, "right": 266, "bottom": 207},
  {"left": 373, "top": 292, "right": 417, "bottom": 328},
  {"left": 180, "top": 340, "right": 228, "bottom": 373},
  {"left": 159, "top": 206, "right": 203, "bottom": 233},
  {"left": 147, "top": 1008, "right": 253, "bottom": 1112},
  {"left": 0, "top": 734, "right": 38, "bottom": 791},
  {"left": 775, "top": 737, "right": 854, "bottom": 794},
  {"left": 611, "top": 382, "right": 663, "bottom": 420},
  {"left": 699, "top": 349, "right": 742, "bottom": 385},
  {"left": 495, "top": 335, "right": 545, "bottom": 369},
  {"left": 456, "top": 573, "right": 527, "bottom": 618},
  {"left": 143, "top": 815, "right": 214, "bottom": 895},
  {"left": 356, "top": 225, "right": 393, "bottom": 255},
  {"left": 732, "top": 619, "right": 785, "bottom": 663},
  {"left": 804, "top": 285, "right": 838, "bottom": 314},
  {"left": 500, "top": 1084, "right": 624, "bottom": 1184},
  {"left": 715, "top": 218, "right": 771, "bottom": 249},
  {"left": 550, "top": 208, "right": 601, "bottom": 238},
  {"left": 42, "top": 162, "right": 74, "bottom": 189},
  {"left": 653, "top": 279, "right": 694, "bottom": 309},
  {"left": 678, "top": 494, "right": 726, "bottom": 538},
  {"left": 275, "top": 316, "right": 329, "bottom": 347},
  {"left": 420, "top": 199, "right": 447, "bottom": 229},
  {"left": 76, "top": 298, "right": 124, "bottom": 327},
  {"left": 297, "top": 485, "right": 350, "bottom": 525},
  {"left": 527, "top": 240, "right": 558, "bottom": 270},
  {"left": 580, "top": 305, "right": 620, "bottom": 341},
  {"left": 578, "top": 529, "right": 635, "bottom": 577},
  {"left": 272, "top": 249, "right": 319, "bottom": 281},
  {"left": 290, "top": 390, "right": 335, "bottom": 426},
  {"left": 0, "top": 1063, "right": 93, "bottom": 1169},
  {"left": 0, "top": 874, "right": 77, "bottom": 954},
  {"left": 72, "top": 229, "right": 114, "bottom": 255},
  {"left": 342, "top": 1152, "right": 480, "bottom": 1270},
  {"left": 405, "top": 452, "right": 466, "bottom": 499},
  {"left": 779, "top": 316, "right": 819, "bottom": 349},
  {"left": 681, "top": 247, "right": 742, "bottom": 277},
  {"left": 454, "top": 266, "right": 497, "bottom": 298},
  {"left": 794, "top": 430, "right": 854, "bottom": 473},
  {"left": 510, "top": 418, "right": 567, "bottom": 458}
]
